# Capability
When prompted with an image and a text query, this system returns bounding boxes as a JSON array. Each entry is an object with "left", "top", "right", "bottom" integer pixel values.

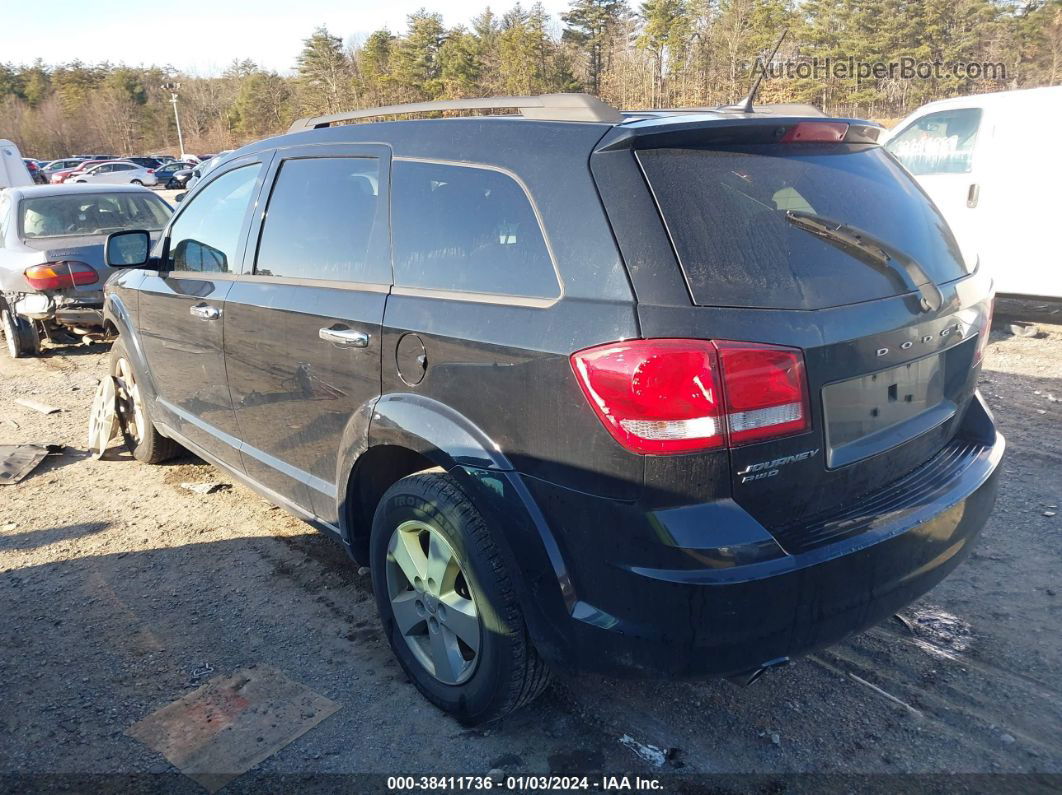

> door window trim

[
  {"left": 246, "top": 150, "right": 391, "bottom": 287},
  {"left": 160, "top": 154, "right": 273, "bottom": 278},
  {"left": 390, "top": 156, "right": 564, "bottom": 307}
]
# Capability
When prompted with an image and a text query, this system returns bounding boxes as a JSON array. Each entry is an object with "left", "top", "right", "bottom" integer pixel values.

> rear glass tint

[
  {"left": 20, "top": 192, "right": 171, "bottom": 238},
  {"left": 392, "top": 160, "right": 559, "bottom": 299},
  {"left": 638, "top": 145, "right": 970, "bottom": 310},
  {"left": 255, "top": 157, "right": 381, "bottom": 282}
]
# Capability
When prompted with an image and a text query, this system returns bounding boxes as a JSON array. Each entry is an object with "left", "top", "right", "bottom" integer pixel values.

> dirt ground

[{"left": 0, "top": 321, "right": 1060, "bottom": 789}]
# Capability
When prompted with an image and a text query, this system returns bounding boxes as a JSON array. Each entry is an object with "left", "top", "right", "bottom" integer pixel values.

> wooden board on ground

[{"left": 126, "top": 664, "right": 340, "bottom": 792}]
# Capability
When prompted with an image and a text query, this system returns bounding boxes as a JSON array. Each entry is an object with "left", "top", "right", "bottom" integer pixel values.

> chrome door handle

[
  {"left": 319, "top": 327, "right": 370, "bottom": 348},
  {"left": 190, "top": 304, "right": 220, "bottom": 320}
]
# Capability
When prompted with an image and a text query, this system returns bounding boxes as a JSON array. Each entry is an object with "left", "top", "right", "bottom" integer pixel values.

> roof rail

[{"left": 288, "top": 93, "right": 623, "bottom": 131}]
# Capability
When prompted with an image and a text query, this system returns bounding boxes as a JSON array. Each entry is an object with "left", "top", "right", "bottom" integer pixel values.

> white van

[
  {"left": 882, "top": 86, "right": 1062, "bottom": 300},
  {"left": 0, "top": 140, "right": 34, "bottom": 190}
]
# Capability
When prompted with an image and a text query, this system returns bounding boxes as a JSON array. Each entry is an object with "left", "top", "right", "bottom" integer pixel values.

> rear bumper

[
  {"left": 507, "top": 395, "right": 1004, "bottom": 677},
  {"left": 10, "top": 291, "right": 104, "bottom": 326}
]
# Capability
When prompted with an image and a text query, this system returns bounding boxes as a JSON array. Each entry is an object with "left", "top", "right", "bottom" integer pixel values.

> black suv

[{"left": 102, "top": 93, "right": 1003, "bottom": 724}]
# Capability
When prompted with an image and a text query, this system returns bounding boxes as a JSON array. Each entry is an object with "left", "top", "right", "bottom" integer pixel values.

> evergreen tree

[
  {"left": 563, "top": 0, "right": 631, "bottom": 94},
  {"left": 296, "top": 26, "right": 352, "bottom": 114},
  {"left": 393, "top": 11, "right": 447, "bottom": 101}
]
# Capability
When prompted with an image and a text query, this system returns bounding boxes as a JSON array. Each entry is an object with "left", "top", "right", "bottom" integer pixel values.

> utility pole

[{"left": 161, "top": 81, "right": 186, "bottom": 160}]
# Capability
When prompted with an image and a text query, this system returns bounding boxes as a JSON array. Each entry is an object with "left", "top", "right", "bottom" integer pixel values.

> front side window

[
  {"left": 166, "top": 164, "right": 261, "bottom": 273},
  {"left": 255, "top": 157, "right": 381, "bottom": 282},
  {"left": 885, "top": 108, "right": 982, "bottom": 175},
  {"left": 392, "top": 160, "right": 558, "bottom": 299},
  {"left": 20, "top": 192, "right": 171, "bottom": 239}
]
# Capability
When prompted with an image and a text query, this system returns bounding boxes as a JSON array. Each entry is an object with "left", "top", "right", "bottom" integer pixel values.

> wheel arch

[
  {"left": 338, "top": 392, "right": 512, "bottom": 561},
  {"left": 104, "top": 292, "right": 159, "bottom": 403},
  {"left": 336, "top": 394, "right": 575, "bottom": 663}
]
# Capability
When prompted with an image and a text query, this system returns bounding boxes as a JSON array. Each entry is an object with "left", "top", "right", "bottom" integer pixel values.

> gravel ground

[{"left": 0, "top": 323, "right": 1059, "bottom": 788}]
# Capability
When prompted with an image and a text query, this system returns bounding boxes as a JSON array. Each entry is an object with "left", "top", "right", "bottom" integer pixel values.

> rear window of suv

[
  {"left": 392, "top": 159, "right": 559, "bottom": 300},
  {"left": 638, "top": 144, "right": 971, "bottom": 310}
]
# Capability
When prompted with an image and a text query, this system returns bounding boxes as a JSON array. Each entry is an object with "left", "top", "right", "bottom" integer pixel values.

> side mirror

[
  {"left": 105, "top": 229, "right": 153, "bottom": 268},
  {"left": 175, "top": 192, "right": 186, "bottom": 203}
]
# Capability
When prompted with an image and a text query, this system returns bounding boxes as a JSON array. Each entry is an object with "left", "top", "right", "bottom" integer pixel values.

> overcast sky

[{"left": 2, "top": 0, "right": 572, "bottom": 75}]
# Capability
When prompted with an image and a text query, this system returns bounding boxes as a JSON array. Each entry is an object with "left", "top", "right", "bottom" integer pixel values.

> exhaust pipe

[{"left": 725, "top": 656, "right": 789, "bottom": 687}]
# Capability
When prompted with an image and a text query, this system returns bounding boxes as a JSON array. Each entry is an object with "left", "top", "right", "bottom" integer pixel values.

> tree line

[{"left": 2, "top": 0, "right": 1059, "bottom": 158}]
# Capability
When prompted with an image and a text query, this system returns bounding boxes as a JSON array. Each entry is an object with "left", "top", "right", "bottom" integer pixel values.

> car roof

[
  {"left": 900, "top": 85, "right": 1062, "bottom": 115},
  {"left": 5, "top": 183, "right": 157, "bottom": 200}
]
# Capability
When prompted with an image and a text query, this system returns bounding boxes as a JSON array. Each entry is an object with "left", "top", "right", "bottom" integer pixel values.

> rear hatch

[{"left": 594, "top": 116, "right": 993, "bottom": 548}]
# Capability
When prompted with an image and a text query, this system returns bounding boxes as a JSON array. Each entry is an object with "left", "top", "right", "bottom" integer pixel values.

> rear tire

[
  {"left": 370, "top": 471, "right": 551, "bottom": 725},
  {"left": 2, "top": 308, "right": 40, "bottom": 358},
  {"left": 131, "top": 179, "right": 143, "bottom": 185},
  {"left": 110, "top": 337, "right": 181, "bottom": 464}
]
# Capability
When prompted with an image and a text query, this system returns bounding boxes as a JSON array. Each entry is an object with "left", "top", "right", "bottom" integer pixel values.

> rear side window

[
  {"left": 392, "top": 160, "right": 558, "bottom": 299},
  {"left": 255, "top": 157, "right": 381, "bottom": 282},
  {"left": 638, "top": 145, "right": 970, "bottom": 311},
  {"left": 167, "top": 164, "right": 260, "bottom": 273},
  {"left": 885, "top": 108, "right": 982, "bottom": 175}
]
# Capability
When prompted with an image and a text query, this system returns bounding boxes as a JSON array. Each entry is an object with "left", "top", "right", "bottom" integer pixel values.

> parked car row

[{"left": 19, "top": 154, "right": 211, "bottom": 190}]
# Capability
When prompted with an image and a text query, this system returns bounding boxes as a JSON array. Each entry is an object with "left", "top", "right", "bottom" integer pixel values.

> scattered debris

[
  {"left": 1006, "top": 321, "right": 1039, "bottom": 338},
  {"left": 15, "top": 398, "right": 60, "bottom": 415},
  {"left": 770, "top": 732, "right": 781, "bottom": 746},
  {"left": 619, "top": 734, "right": 669, "bottom": 767},
  {"left": 1001, "top": 733, "right": 1016, "bottom": 745},
  {"left": 0, "top": 443, "right": 63, "bottom": 485},
  {"left": 357, "top": 566, "right": 370, "bottom": 576},
  {"left": 848, "top": 673, "right": 924, "bottom": 719},
  {"left": 896, "top": 605, "right": 973, "bottom": 661},
  {"left": 180, "top": 482, "right": 231, "bottom": 495},
  {"left": 1045, "top": 511, "right": 1056, "bottom": 518},
  {"left": 190, "top": 663, "right": 216, "bottom": 681}
]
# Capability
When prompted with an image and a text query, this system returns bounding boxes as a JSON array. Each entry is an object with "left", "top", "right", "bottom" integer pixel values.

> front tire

[
  {"left": 370, "top": 472, "right": 551, "bottom": 724},
  {"left": 110, "top": 337, "right": 181, "bottom": 463},
  {"left": 2, "top": 308, "right": 40, "bottom": 358}
]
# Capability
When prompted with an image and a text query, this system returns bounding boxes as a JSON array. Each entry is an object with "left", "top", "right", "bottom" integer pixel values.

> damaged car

[{"left": 0, "top": 184, "right": 172, "bottom": 357}]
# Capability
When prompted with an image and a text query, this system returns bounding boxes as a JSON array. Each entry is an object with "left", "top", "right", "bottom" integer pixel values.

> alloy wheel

[
  {"left": 113, "top": 356, "right": 145, "bottom": 446},
  {"left": 385, "top": 520, "right": 482, "bottom": 685}
]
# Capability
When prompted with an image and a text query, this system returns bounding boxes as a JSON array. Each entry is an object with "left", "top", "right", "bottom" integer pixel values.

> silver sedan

[
  {"left": 0, "top": 184, "right": 171, "bottom": 357},
  {"left": 69, "top": 160, "right": 159, "bottom": 187}
]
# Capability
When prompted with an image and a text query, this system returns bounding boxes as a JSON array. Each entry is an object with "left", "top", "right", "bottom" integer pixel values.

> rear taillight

[
  {"left": 146, "top": 169, "right": 154, "bottom": 174},
  {"left": 780, "top": 121, "right": 849, "bottom": 143},
  {"left": 571, "top": 339, "right": 809, "bottom": 454},
  {"left": 24, "top": 261, "right": 98, "bottom": 290},
  {"left": 714, "top": 342, "right": 809, "bottom": 444}
]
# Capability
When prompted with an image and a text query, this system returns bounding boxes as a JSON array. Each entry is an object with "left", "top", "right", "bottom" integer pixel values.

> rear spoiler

[{"left": 596, "top": 117, "right": 884, "bottom": 152}]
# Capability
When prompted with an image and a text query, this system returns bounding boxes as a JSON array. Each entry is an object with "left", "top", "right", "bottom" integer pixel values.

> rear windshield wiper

[{"left": 785, "top": 210, "right": 943, "bottom": 312}]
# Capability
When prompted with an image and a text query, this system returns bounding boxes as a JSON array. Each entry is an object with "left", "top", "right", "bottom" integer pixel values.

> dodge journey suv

[{"left": 101, "top": 93, "right": 1003, "bottom": 724}]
